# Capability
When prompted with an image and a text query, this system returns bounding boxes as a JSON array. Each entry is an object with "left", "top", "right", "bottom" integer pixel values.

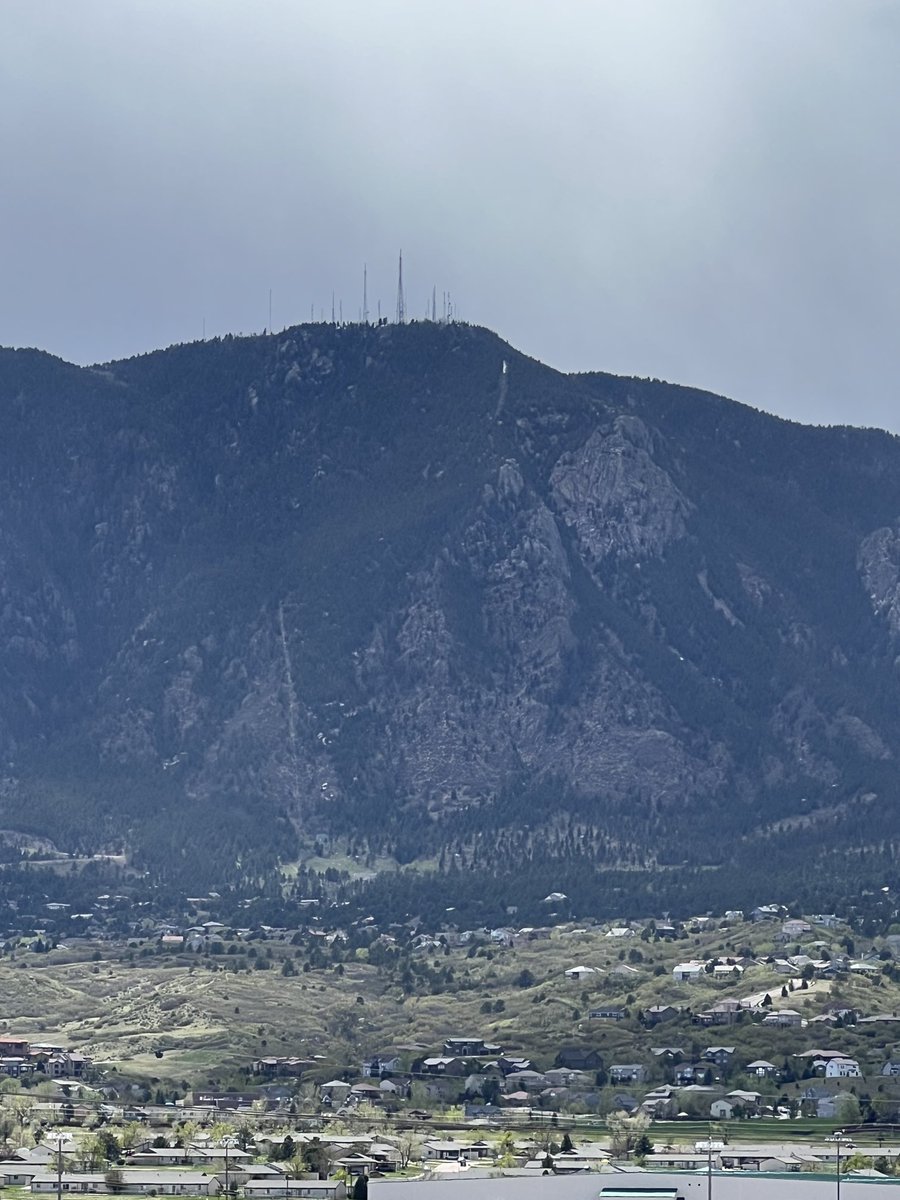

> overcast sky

[{"left": 2, "top": 1, "right": 899, "bottom": 429}]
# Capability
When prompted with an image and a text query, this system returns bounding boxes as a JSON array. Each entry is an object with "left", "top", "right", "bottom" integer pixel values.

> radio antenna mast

[
  {"left": 363, "top": 264, "right": 369, "bottom": 325},
  {"left": 396, "top": 251, "right": 405, "bottom": 324}
]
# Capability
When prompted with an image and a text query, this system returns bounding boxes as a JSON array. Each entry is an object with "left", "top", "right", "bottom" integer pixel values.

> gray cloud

[{"left": 1, "top": 0, "right": 899, "bottom": 429}]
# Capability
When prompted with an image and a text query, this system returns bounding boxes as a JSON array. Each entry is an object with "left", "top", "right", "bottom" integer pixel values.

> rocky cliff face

[{"left": 1, "top": 326, "right": 900, "bottom": 911}]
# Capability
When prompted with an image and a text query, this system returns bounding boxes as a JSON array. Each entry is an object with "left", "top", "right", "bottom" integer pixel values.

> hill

[{"left": 1, "top": 322, "right": 900, "bottom": 921}]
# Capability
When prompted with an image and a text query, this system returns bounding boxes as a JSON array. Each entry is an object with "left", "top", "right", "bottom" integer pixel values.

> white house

[
  {"left": 673, "top": 961, "right": 705, "bottom": 983},
  {"left": 563, "top": 965, "right": 596, "bottom": 980},
  {"left": 825, "top": 1057, "right": 862, "bottom": 1078}
]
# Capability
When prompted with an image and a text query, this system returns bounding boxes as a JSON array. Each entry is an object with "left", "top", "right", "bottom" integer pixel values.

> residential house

[
  {"left": 673, "top": 961, "right": 705, "bottom": 983},
  {"left": 423, "top": 1141, "right": 467, "bottom": 1162},
  {"left": 782, "top": 919, "right": 812, "bottom": 938},
  {"left": 693, "top": 1000, "right": 742, "bottom": 1027},
  {"left": 418, "top": 1057, "right": 468, "bottom": 1076},
  {"left": 31, "top": 1172, "right": 220, "bottom": 1195},
  {"left": 710, "top": 1098, "right": 737, "bottom": 1119},
  {"left": 703, "top": 1046, "right": 735, "bottom": 1067},
  {"left": 761, "top": 1009, "right": 802, "bottom": 1027},
  {"left": 825, "top": 1057, "right": 862, "bottom": 1078},
  {"left": 442, "top": 1038, "right": 500, "bottom": 1057},
  {"left": 554, "top": 1047, "right": 603, "bottom": 1072},
  {"left": 726, "top": 1089, "right": 762, "bottom": 1113},
  {"left": 588, "top": 1006, "right": 626, "bottom": 1021},
  {"left": 252, "top": 1057, "right": 312, "bottom": 1078},
  {"left": 645, "top": 1005, "right": 678, "bottom": 1025},
  {"left": 799, "top": 1085, "right": 839, "bottom": 1119},
  {"left": 504, "top": 1070, "right": 548, "bottom": 1092},
  {"left": 650, "top": 1047, "right": 683, "bottom": 1063},
  {"left": 712, "top": 964, "right": 744, "bottom": 980},
  {"left": 608, "top": 1064, "right": 645, "bottom": 1084},
  {"left": 361, "top": 1054, "right": 402, "bottom": 1078},
  {"left": 544, "top": 1068, "right": 589, "bottom": 1089},
  {"left": 675, "top": 1064, "right": 710, "bottom": 1086},
  {"left": 564, "top": 965, "right": 596, "bottom": 980},
  {"left": 244, "top": 1185, "right": 344, "bottom": 1200},
  {"left": 746, "top": 1060, "right": 778, "bottom": 1078},
  {"left": 751, "top": 905, "right": 783, "bottom": 921},
  {"left": 811, "top": 914, "right": 841, "bottom": 928}
]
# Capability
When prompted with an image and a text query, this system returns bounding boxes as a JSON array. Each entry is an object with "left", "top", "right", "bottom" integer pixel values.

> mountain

[{"left": 1, "top": 322, "right": 900, "bottom": 922}]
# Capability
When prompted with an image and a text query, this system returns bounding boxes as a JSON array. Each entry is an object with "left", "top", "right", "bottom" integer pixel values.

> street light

[{"left": 825, "top": 1132, "right": 854, "bottom": 1200}]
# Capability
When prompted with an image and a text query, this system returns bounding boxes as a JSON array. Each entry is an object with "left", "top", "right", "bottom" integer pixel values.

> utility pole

[
  {"left": 48, "top": 1133, "right": 65, "bottom": 1200},
  {"left": 363, "top": 264, "right": 368, "bottom": 325},
  {"left": 695, "top": 1134, "right": 722, "bottom": 1200}
]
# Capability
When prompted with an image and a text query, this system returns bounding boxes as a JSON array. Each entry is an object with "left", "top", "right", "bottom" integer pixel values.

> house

[
  {"left": 554, "top": 1047, "right": 603, "bottom": 1071},
  {"left": 675, "top": 1064, "right": 710, "bottom": 1085},
  {"left": 608, "top": 1064, "right": 645, "bottom": 1084},
  {"left": 881, "top": 1061, "right": 900, "bottom": 1076},
  {"left": 727, "top": 1089, "right": 762, "bottom": 1112},
  {"left": 544, "top": 1068, "right": 589, "bottom": 1089},
  {"left": 693, "top": 1000, "right": 742, "bottom": 1027},
  {"left": 31, "top": 1172, "right": 220, "bottom": 1195},
  {"left": 442, "top": 1038, "right": 499, "bottom": 1057},
  {"left": 418, "top": 1057, "right": 467, "bottom": 1076},
  {"left": 589, "top": 1007, "right": 626, "bottom": 1021},
  {"left": 650, "top": 1047, "right": 683, "bottom": 1062},
  {"left": 423, "top": 1141, "right": 467, "bottom": 1161},
  {"left": 825, "top": 1057, "right": 862, "bottom": 1078},
  {"left": 362, "top": 1054, "right": 402, "bottom": 1077},
  {"left": 811, "top": 913, "right": 841, "bottom": 928},
  {"left": 712, "top": 964, "right": 744, "bottom": 980},
  {"left": 746, "top": 1060, "right": 778, "bottom": 1077},
  {"left": 504, "top": 1070, "right": 548, "bottom": 1092},
  {"left": 673, "top": 961, "right": 705, "bottom": 983},
  {"left": 710, "top": 1098, "right": 737, "bottom": 1119},
  {"left": 640, "top": 1094, "right": 676, "bottom": 1119},
  {"left": 645, "top": 1005, "right": 678, "bottom": 1025},
  {"left": 799, "top": 1085, "right": 839, "bottom": 1119},
  {"left": 252, "top": 1057, "right": 312, "bottom": 1078},
  {"left": 564, "top": 965, "right": 596, "bottom": 980},
  {"left": 762, "top": 1009, "right": 802, "bottom": 1027},
  {"left": 244, "top": 1185, "right": 344, "bottom": 1200},
  {"left": 751, "top": 905, "right": 783, "bottom": 921},
  {"left": 703, "top": 1046, "right": 735, "bottom": 1067},
  {"left": 782, "top": 919, "right": 812, "bottom": 937}
]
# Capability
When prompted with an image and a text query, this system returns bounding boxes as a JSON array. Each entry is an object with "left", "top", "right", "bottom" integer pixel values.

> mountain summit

[{"left": 1, "top": 323, "right": 899, "bottom": 918}]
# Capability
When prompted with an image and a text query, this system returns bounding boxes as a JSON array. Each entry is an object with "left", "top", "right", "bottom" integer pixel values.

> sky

[{"left": 1, "top": 1, "right": 899, "bottom": 430}]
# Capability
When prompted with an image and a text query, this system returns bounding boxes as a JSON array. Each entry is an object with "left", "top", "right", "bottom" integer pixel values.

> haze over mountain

[{"left": 1, "top": 322, "right": 900, "bottom": 922}]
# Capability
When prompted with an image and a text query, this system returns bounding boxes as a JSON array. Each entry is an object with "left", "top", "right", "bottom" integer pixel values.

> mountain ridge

[{"left": 0, "top": 322, "right": 899, "bottom": 921}]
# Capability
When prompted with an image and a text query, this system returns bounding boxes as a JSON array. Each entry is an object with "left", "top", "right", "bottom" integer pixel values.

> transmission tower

[{"left": 396, "top": 252, "right": 405, "bottom": 324}]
